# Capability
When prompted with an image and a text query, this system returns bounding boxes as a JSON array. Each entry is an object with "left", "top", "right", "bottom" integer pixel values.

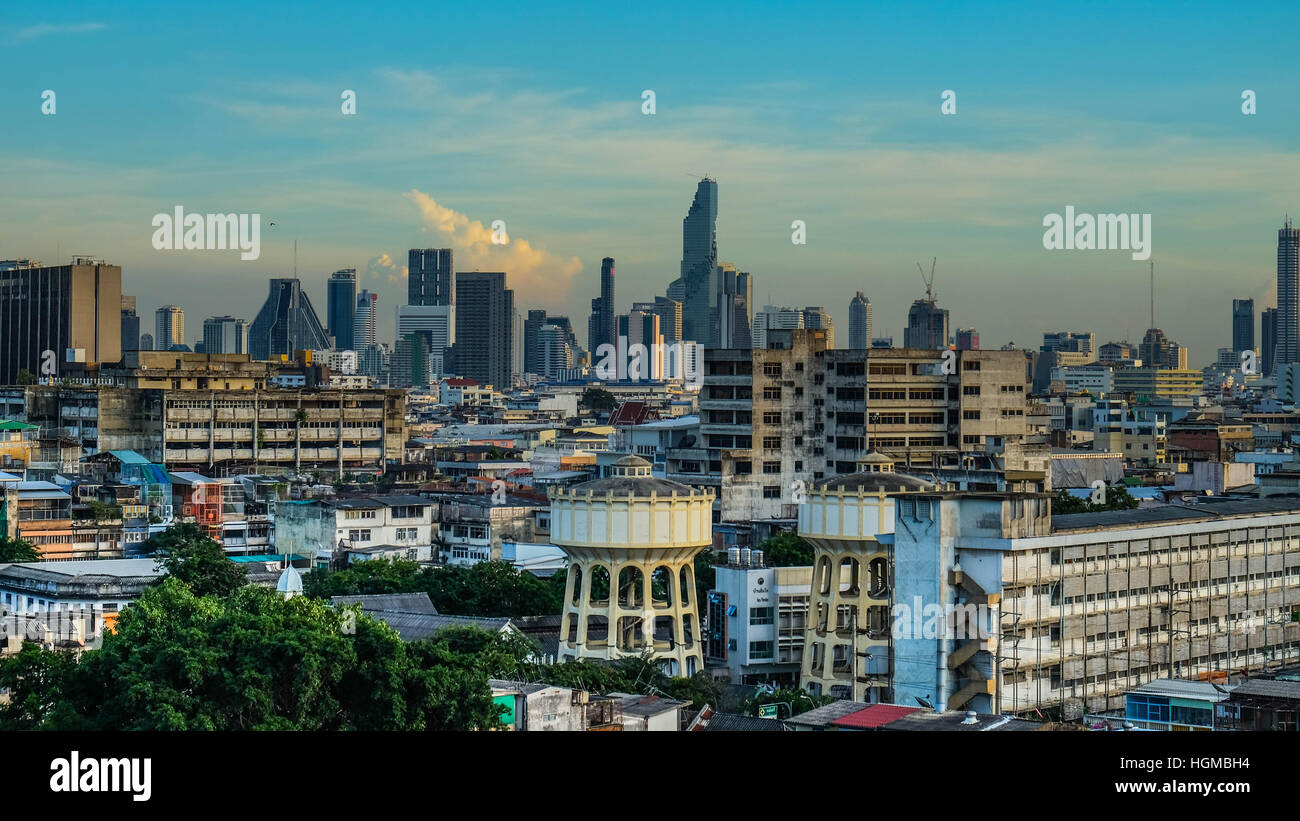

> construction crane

[{"left": 917, "top": 257, "right": 937, "bottom": 302}]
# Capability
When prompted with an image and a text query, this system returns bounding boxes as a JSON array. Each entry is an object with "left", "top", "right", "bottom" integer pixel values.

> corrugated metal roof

[{"left": 831, "top": 704, "right": 922, "bottom": 729}]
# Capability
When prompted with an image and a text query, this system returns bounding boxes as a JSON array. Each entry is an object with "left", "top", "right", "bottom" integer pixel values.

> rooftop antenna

[
  {"left": 917, "top": 257, "right": 937, "bottom": 302},
  {"left": 294, "top": 240, "right": 298, "bottom": 278},
  {"left": 1149, "top": 259, "right": 1155, "bottom": 330}
]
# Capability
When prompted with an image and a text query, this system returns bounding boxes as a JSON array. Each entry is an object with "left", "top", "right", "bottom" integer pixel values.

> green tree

[
  {"left": 87, "top": 500, "right": 124, "bottom": 523},
  {"left": 579, "top": 388, "right": 616, "bottom": 412},
  {"left": 692, "top": 549, "right": 716, "bottom": 609},
  {"left": 16, "top": 368, "right": 36, "bottom": 385},
  {"left": 143, "top": 523, "right": 248, "bottom": 597},
  {"left": 0, "top": 579, "right": 501, "bottom": 731},
  {"left": 0, "top": 536, "right": 40, "bottom": 563},
  {"left": 304, "top": 558, "right": 427, "bottom": 599},
  {"left": 305, "top": 559, "right": 564, "bottom": 618},
  {"left": 742, "top": 687, "right": 833, "bottom": 719},
  {"left": 759, "top": 531, "right": 814, "bottom": 566},
  {"left": 1052, "top": 485, "right": 1139, "bottom": 515}
]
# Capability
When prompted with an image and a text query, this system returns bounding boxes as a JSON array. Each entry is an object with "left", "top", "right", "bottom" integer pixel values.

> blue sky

[{"left": 2, "top": 1, "right": 1298, "bottom": 361}]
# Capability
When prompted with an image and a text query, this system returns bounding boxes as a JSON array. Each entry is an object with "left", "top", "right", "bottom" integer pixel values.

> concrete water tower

[
  {"left": 797, "top": 452, "right": 938, "bottom": 702},
  {"left": 549, "top": 455, "right": 715, "bottom": 676}
]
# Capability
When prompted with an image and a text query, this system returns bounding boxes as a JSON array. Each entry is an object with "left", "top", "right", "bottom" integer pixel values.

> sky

[{"left": 2, "top": 1, "right": 1298, "bottom": 364}]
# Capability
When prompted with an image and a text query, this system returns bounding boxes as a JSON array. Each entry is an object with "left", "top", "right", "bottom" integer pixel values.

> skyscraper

[
  {"left": 353, "top": 290, "right": 378, "bottom": 349},
  {"left": 453, "top": 272, "right": 514, "bottom": 388},
  {"left": 399, "top": 304, "right": 455, "bottom": 378},
  {"left": 0, "top": 258, "right": 122, "bottom": 384},
  {"left": 715, "top": 263, "right": 753, "bottom": 348},
  {"left": 1277, "top": 219, "right": 1300, "bottom": 370},
  {"left": 327, "top": 268, "right": 358, "bottom": 350},
  {"left": 409, "top": 248, "right": 454, "bottom": 306},
  {"left": 848, "top": 292, "right": 871, "bottom": 349},
  {"left": 904, "top": 299, "right": 949, "bottom": 350},
  {"left": 121, "top": 295, "right": 140, "bottom": 353},
  {"left": 956, "top": 328, "right": 980, "bottom": 350},
  {"left": 1263, "top": 307, "right": 1279, "bottom": 376},
  {"left": 751, "top": 305, "right": 804, "bottom": 349},
  {"left": 248, "top": 278, "right": 331, "bottom": 361},
  {"left": 1232, "top": 298, "right": 1255, "bottom": 355},
  {"left": 680, "top": 178, "right": 718, "bottom": 345},
  {"left": 203, "top": 316, "right": 249, "bottom": 354},
  {"left": 802, "top": 306, "right": 834, "bottom": 348},
  {"left": 156, "top": 305, "right": 185, "bottom": 350},
  {"left": 587, "top": 257, "right": 616, "bottom": 351}
]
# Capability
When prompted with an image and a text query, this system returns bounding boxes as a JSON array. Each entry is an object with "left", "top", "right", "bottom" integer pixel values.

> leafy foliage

[
  {"left": 0, "top": 580, "right": 501, "bottom": 731},
  {"left": 579, "top": 387, "right": 616, "bottom": 411},
  {"left": 759, "top": 531, "right": 815, "bottom": 566},
  {"left": 0, "top": 536, "right": 40, "bottom": 563},
  {"left": 1051, "top": 485, "right": 1139, "bottom": 515},
  {"left": 143, "top": 523, "right": 248, "bottom": 598},
  {"left": 304, "top": 558, "right": 564, "bottom": 617},
  {"left": 741, "top": 687, "right": 834, "bottom": 719}
]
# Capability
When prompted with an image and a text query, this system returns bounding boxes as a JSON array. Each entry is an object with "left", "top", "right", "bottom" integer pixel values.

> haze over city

[{"left": 3, "top": 1, "right": 1298, "bottom": 362}]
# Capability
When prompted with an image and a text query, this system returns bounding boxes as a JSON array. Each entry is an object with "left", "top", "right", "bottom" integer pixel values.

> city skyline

[{"left": 4, "top": 3, "right": 1298, "bottom": 362}]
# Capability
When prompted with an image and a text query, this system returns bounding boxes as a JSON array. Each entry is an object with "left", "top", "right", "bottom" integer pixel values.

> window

[
  {"left": 963, "top": 410, "right": 981, "bottom": 420},
  {"left": 763, "top": 436, "right": 781, "bottom": 450},
  {"left": 763, "top": 486, "right": 781, "bottom": 499},
  {"left": 763, "top": 363, "right": 782, "bottom": 377},
  {"left": 762, "top": 412, "right": 782, "bottom": 425},
  {"left": 763, "top": 387, "right": 782, "bottom": 401},
  {"left": 963, "top": 360, "right": 981, "bottom": 371},
  {"left": 750, "top": 607, "right": 774, "bottom": 625},
  {"left": 763, "top": 461, "right": 781, "bottom": 474},
  {"left": 749, "top": 641, "right": 774, "bottom": 659}
]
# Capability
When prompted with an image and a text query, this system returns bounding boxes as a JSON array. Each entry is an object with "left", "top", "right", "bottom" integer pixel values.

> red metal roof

[{"left": 829, "top": 704, "right": 922, "bottom": 729}]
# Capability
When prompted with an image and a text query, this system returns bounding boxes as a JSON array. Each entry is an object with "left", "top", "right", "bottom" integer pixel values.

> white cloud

[{"left": 12, "top": 22, "right": 108, "bottom": 43}]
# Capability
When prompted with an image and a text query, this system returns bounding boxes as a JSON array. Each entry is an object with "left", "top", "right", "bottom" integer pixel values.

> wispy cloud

[{"left": 12, "top": 22, "right": 108, "bottom": 43}]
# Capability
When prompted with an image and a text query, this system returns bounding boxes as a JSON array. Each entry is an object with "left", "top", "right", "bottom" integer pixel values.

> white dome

[{"left": 276, "top": 565, "right": 304, "bottom": 594}]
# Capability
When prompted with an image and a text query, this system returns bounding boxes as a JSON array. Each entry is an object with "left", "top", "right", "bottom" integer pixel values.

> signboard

[{"left": 757, "top": 704, "right": 779, "bottom": 719}]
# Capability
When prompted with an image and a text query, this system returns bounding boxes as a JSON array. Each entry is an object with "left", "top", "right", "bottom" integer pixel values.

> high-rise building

[
  {"left": 537, "top": 323, "right": 576, "bottom": 380},
  {"left": 715, "top": 264, "right": 753, "bottom": 348},
  {"left": 408, "top": 248, "right": 454, "bottom": 306},
  {"left": 636, "top": 297, "right": 682, "bottom": 343},
  {"left": 327, "top": 269, "right": 358, "bottom": 350},
  {"left": 751, "top": 305, "right": 804, "bottom": 349},
  {"left": 1263, "top": 307, "right": 1279, "bottom": 376},
  {"left": 525, "top": 310, "right": 576, "bottom": 377},
  {"left": 397, "top": 304, "right": 455, "bottom": 378},
  {"left": 802, "top": 306, "right": 833, "bottom": 348},
  {"left": 453, "top": 272, "right": 513, "bottom": 388},
  {"left": 352, "top": 290, "right": 378, "bottom": 349},
  {"left": 848, "top": 292, "right": 871, "bottom": 349},
  {"left": 120, "top": 295, "right": 140, "bottom": 353},
  {"left": 155, "top": 305, "right": 185, "bottom": 351},
  {"left": 587, "top": 257, "right": 616, "bottom": 352},
  {"left": 680, "top": 178, "right": 718, "bottom": 345},
  {"left": 1139, "top": 327, "right": 1188, "bottom": 370},
  {"left": 956, "top": 328, "right": 980, "bottom": 350},
  {"left": 391, "top": 333, "right": 432, "bottom": 390},
  {"left": 0, "top": 258, "right": 122, "bottom": 384},
  {"left": 615, "top": 310, "right": 664, "bottom": 380},
  {"left": 1041, "top": 331, "right": 1095, "bottom": 356},
  {"left": 248, "top": 278, "right": 331, "bottom": 361},
  {"left": 1277, "top": 220, "right": 1300, "bottom": 370},
  {"left": 1232, "top": 298, "right": 1255, "bottom": 355},
  {"left": 202, "top": 316, "right": 249, "bottom": 355},
  {"left": 139, "top": 333, "right": 154, "bottom": 352},
  {"left": 903, "top": 299, "right": 949, "bottom": 350}
]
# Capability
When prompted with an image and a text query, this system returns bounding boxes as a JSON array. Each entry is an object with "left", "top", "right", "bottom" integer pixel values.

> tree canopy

[
  {"left": 0, "top": 536, "right": 40, "bottom": 563},
  {"left": 143, "top": 523, "right": 248, "bottom": 598},
  {"left": 304, "top": 558, "right": 564, "bottom": 618},
  {"left": 0, "top": 579, "right": 501, "bottom": 731},
  {"left": 1051, "top": 485, "right": 1139, "bottom": 515},
  {"left": 579, "top": 387, "right": 617, "bottom": 411},
  {"left": 758, "top": 531, "right": 815, "bottom": 567}
]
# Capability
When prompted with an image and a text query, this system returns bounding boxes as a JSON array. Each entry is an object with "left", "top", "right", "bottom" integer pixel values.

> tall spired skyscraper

[
  {"left": 1277, "top": 219, "right": 1300, "bottom": 372},
  {"left": 587, "top": 257, "right": 616, "bottom": 351},
  {"left": 248, "top": 278, "right": 331, "bottom": 361},
  {"left": 679, "top": 178, "right": 718, "bottom": 346}
]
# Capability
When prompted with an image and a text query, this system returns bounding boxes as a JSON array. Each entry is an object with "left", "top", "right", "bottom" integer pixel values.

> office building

[
  {"left": 903, "top": 299, "right": 949, "bottom": 350},
  {"left": 1263, "top": 307, "right": 1279, "bottom": 376},
  {"left": 586, "top": 257, "right": 616, "bottom": 352},
  {"left": 248, "top": 278, "right": 331, "bottom": 361},
  {"left": 956, "top": 328, "right": 980, "bottom": 350},
  {"left": 1232, "top": 298, "right": 1254, "bottom": 355},
  {"left": 680, "top": 178, "right": 719, "bottom": 345},
  {"left": 326, "top": 268, "right": 358, "bottom": 350},
  {"left": 353, "top": 290, "right": 378, "bottom": 349},
  {"left": 848, "top": 292, "right": 871, "bottom": 349},
  {"left": 454, "top": 272, "right": 514, "bottom": 388},
  {"left": 1278, "top": 220, "right": 1300, "bottom": 369},
  {"left": 202, "top": 316, "right": 249, "bottom": 355},
  {"left": 750, "top": 305, "right": 804, "bottom": 349},
  {"left": 155, "top": 305, "right": 185, "bottom": 351},
  {"left": 120, "top": 296, "right": 140, "bottom": 354},
  {"left": 802, "top": 306, "right": 833, "bottom": 349},
  {"left": 0, "top": 258, "right": 122, "bottom": 384},
  {"left": 408, "top": 248, "right": 454, "bottom": 306},
  {"left": 396, "top": 304, "right": 454, "bottom": 378}
]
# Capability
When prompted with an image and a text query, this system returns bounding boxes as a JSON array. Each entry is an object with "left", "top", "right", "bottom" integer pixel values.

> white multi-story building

[
  {"left": 274, "top": 495, "right": 434, "bottom": 567},
  {"left": 397, "top": 304, "right": 455, "bottom": 378}
]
